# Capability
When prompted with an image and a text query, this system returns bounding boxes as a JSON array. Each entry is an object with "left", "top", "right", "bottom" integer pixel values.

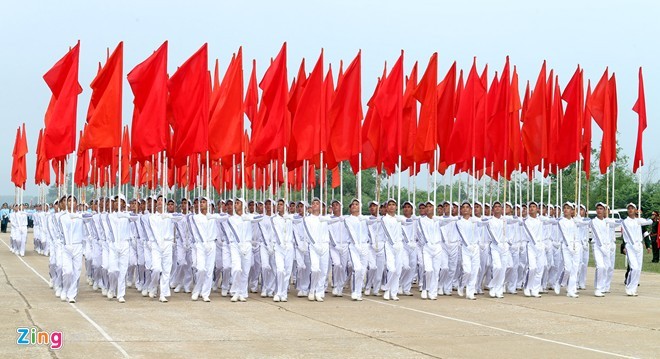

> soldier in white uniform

[
  {"left": 399, "top": 201, "right": 418, "bottom": 296},
  {"left": 59, "top": 196, "right": 85, "bottom": 303},
  {"left": 621, "top": 203, "right": 652, "bottom": 296},
  {"left": 271, "top": 199, "right": 296, "bottom": 302},
  {"left": 590, "top": 202, "right": 621, "bottom": 297},
  {"left": 365, "top": 201, "right": 385, "bottom": 296},
  {"left": 522, "top": 201, "right": 556, "bottom": 298},
  {"left": 328, "top": 199, "right": 350, "bottom": 296},
  {"left": 101, "top": 195, "right": 134, "bottom": 303},
  {"left": 146, "top": 195, "right": 177, "bottom": 302},
  {"left": 255, "top": 199, "right": 277, "bottom": 298},
  {"left": 343, "top": 198, "right": 372, "bottom": 301},
  {"left": 577, "top": 204, "right": 590, "bottom": 290},
  {"left": 375, "top": 199, "right": 408, "bottom": 301},
  {"left": 292, "top": 201, "right": 311, "bottom": 297},
  {"left": 556, "top": 202, "right": 589, "bottom": 298},
  {"left": 294, "top": 198, "right": 338, "bottom": 302},
  {"left": 418, "top": 200, "right": 457, "bottom": 300},
  {"left": 482, "top": 201, "right": 521, "bottom": 298},
  {"left": 455, "top": 201, "right": 485, "bottom": 300}
]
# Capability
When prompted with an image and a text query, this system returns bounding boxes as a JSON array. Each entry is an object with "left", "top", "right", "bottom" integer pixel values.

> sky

[{"left": 0, "top": 0, "right": 657, "bottom": 196}]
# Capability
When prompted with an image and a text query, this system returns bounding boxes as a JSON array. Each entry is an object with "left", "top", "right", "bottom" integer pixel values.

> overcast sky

[{"left": 0, "top": 0, "right": 657, "bottom": 196}]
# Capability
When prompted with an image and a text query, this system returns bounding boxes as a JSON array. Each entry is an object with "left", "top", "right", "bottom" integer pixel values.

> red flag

[
  {"left": 587, "top": 68, "right": 616, "bottom": 174},
  {"left": 11, "top": 128, "right": 22, "bottom": 187},
  {"left": 582, "top": 81, "right": 592, "bottom": 180},
  {"left": 120, "top": 126, "right": 130, "bottom": 184},
  {"left": 43, "top": 41, "right": 82, "bottom": 159},
  {"left": 557, "top": 66, "right": 583, "bottom": 169},
  {"left": 80, "top": 42, "right": 123, "bottom": 151},
  {"left": 633, "top": 67, "right": 647, "bottom": 173},
  {"left": 292, "top": 50, "right": 324, "bottom": 162},
  {"left": 507, "top": 66, "right": 523, "bottom": 178},
  {"left": 413, "top": 53, "right": 437, "bottom": 166},
  {"left": 328, "top": 51, "right": 362, "bottom": 163},
  {"left": 374, "top": 51, "right": 404, "bottom": 174},
  {"left": 210, "top": 47, "right": 244, "bottom": 161},
  {"left": 436, "top": 62, "right": 457, "bottom": 167},
  {"left": 446, "top": 59, "right": 486, "bottom": 165},
  {"left": 401, "top": 61, "right": 418, "bottom": 170},
  {"left": 128, "top": 41, "right": 169, "bottom": 161},
  {"left": 249, "top": 43, "right": 288, "bottom": 166},
  {"left": 169, "top": 44, "right": 210, "bottom": 165},
  {"left": 522, "top": 61, "right": 548, "bottom": 168},
  {"left": 74, "top": 131, "right": 90, "bottom": 187},
  {"left": 244, "top": 59, "right": 259, "bottom": 123},
  {"left": 487, "top": 57, "right": 511, "bottom": 177}
]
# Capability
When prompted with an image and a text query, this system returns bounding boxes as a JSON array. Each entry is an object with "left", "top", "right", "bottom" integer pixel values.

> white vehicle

[{"left": 587, "top": 209, "right": 624, "bottom": 239}]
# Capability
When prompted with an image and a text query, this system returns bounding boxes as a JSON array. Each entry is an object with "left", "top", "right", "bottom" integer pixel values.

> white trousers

[
  {"left": 593, "top": 243, "right": 612, "bottom": 293},
  {"left": 460, "top": 244, "right": 480, "bottom": 297},
  {"left": 109, "top": 241, "right": 130, "bottom": 298},
  {"left": 525, "top": 243, "right": 546, "bottom": 295},
  {"left": 230, "top": 243, "right": 253, "bottom": 297},
  {"left": 561, "top": 245, "right": 582, "bottom": 295},
  {"left": 150, "top": 241, "right": 173, "bottom": 297},
  {"left": 625, "top": 242, "right": 644, "bottom": 292},
  {"left": 61, "top": 243, "right": 83, "bottom": 300},
  {"left": 274, "top": 245, "right": 295, "bottom": 299},
  {"left": 193, "top": 241, "right": 216, "bottom": 298}
]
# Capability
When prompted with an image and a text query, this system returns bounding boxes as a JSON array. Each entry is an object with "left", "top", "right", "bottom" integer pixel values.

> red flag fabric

[
  {"left": 209, "top": 47, "right": 244, "bottom": 161},
  {"left": 249, "top": 43, "right": 288, "bottom": 166},
  {"left": 446, "top": 59, "right": 486, "bottom": 166},
  {"left": 401, "top": 62, "right": 418, "bottom": 171},
  {"left": 11, "top": 127, "right": 22, "bottom": 187},
  {"left": 506, "top": 66, "right": 523, "bottom": 178},
  {"left": 74, "top": 131, "right": 90, "bottom": 187},
  {"left": 80, "top": 42, "right": 123, "bottom": 151},
  {"left": 522, "top": 61, "right": 548, "bottom": 168},
  {"left": 557, "top": 66, "right": 583, "bottom": 169},
  {"left": 546, "top": 76, "right": 562, "bottom": 175},
  {"left": 43, "top": 41, "right": 82, "bottom": 159},
  {"left": 436, "top": 62, "right": 457, "bottom": 167},
  {"left": 327, "top": 51, "right": 362, "bottom": 163},
  {"left": 633, "top": 67, "right": 647, "bottom": 173},
  {"left": 413, "top": 53, "right": 437, "bottom": 166},
  {"left": 120, "top": 126, "right": 130, "bottom": 184},
  {"left": 128, "top": 41, "right": 169, "bottom": 161},
  {"left": 587, "top": 68, "right": 616, "bottom": 174},
  {"left": 582, "top": 81, "right": 592, "bottom": 180},
  {"left": 374, "top": 51, "right": 404, "bottom": 174},
  {"left": 244, "top": 59, "right": 259, "bottom": 123},
  {"left": 292, "top": 50, "right": 324, "bottom": 162},
  {"left": 487, "top": 57, "right": 511, "bottom": 177},
  {"left": 169, "top": 44, "right": 210, "bottom": 165}
]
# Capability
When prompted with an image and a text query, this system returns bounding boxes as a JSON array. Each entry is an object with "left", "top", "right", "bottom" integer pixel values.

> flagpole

[
  {"left": 577, "top": 160, "right": 582, "bottom": 211},
  {"left": 433, "top": 149, "right": 437, "bottom": 207},
  {"left": 397, "top": 155, "right": 402, "bottom": 215},
  {"left": 611, "top": 162, "right": 616, "bottom": 218},
  {"left": 232, "top": 154, "right": 236, "bottom": 200},
  {"left": 340, "top": 161, "right": 343, "bottom": 208},
  {"left": 503, "top": 160, "right": 508, "bottom": 205},
  {"left": 606, "top": 167, "right": 610, "bottom": 214},
  {"left": 413, "top": 163, "right": 418, "bottom": 206},
  {"left": 253, "top": 163, "right": 257, "bottom": 204},
  {"left": 321, "top": 151, "right": 325, "bottom": 214},
  {"left": 358, "top": 153, "right": 362, "bottom": 209},
  {"left": 472, "top": 156, "right": 476, "bottom": 216},
  {"left": 449, "top": 165, "right": 454, "bottom": 209},
  {"left": 638, "top": 165, "right": 642, "bottom": 211}
]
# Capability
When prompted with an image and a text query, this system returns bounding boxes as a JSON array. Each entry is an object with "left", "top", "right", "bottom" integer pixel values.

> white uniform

[
  {"left": 590, "top": 217, "right": 620, "bottom": 295},
  {"left": 621, "top": 216, "right": 652, "bottom": 294},
  {"left": 484, "top": 215, "right": 520, "bottom": 298},
  {"left": 380, "top": 214, "right": 406, "bottom": 300},
  {"left": 329, "top": 215, "right": 351, "bottom": 296},
  {"left": 259, "top": 216, "right": 278, "bottom": 297},
  {"left": 522, "top": 215, "right": 555, "bottom": 297},
  {"left": 556, "top": 217, "right": 589, "bottom": 296},
  {"left": 104, "top": 212, "right": 134, "bottom": 300},
  {"left": 455, "top": 216, "right": 483, "bottom": 299},
  {"left": 12, "top": 211, "right": 28, "bottom": 256},
  {"left": 189, "top": 213, "right": 219, "bottom": 300},
  {"left": 147, "top": 212, "right": 176, "bottom": 300},
  {"left": 225, "top": 213, "right": 260, "bottom": 301},
  {"left": 344, "top": 215, "right": 373, "bottom": 300},
  {"left": 365, "top": 215, "right": 386, "bottom": 296},
  {"left": 440, "top": 215, "right": 461, "bottom": 295},
  {"left": 298, "top": 214, "right": 334, "bottom": 301},
  {"left": 271, "top": 214, "right": 295, "bottom": 301},
  {"left": 59, "top": 211, "right": 85, "bottom": 302},
  {"left": 418, "top": 216, "right": 455, "bottom": 299}
]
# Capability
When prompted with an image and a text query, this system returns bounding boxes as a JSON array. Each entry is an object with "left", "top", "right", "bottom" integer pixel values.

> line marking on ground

[
  {"left": 1, "top": 238, "right": 130, "bottom": 358},
  {"left": 364, "top": 297, "right": 637, "bottom": 359}
]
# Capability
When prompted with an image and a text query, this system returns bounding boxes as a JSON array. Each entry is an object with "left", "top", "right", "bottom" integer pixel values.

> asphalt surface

[{"left": 1, "top": 232, "right": 659, "bottom": 359}]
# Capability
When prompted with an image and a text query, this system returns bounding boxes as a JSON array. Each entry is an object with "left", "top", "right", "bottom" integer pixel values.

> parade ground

[{"left": 1, "top": 231, "right": 659, "bottom": 359}]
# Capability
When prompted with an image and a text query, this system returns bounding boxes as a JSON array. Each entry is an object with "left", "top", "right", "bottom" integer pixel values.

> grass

[{"left": 587, "top": 239, "right": 660, "bottom": 274}]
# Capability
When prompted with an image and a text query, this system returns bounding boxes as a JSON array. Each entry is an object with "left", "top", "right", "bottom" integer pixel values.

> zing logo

[{"left": 16, "top": 327, "right": 63, "bottom": 350}]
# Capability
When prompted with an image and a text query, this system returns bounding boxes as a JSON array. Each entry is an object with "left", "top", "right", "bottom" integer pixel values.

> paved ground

[{"left": 1, "top": 232, "right": 659, "bottom": 359}]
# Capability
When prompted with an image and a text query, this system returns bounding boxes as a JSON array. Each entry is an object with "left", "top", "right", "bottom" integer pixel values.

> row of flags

[{"left": 10, "top": 41, "right": 649, "bottom": 196}]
